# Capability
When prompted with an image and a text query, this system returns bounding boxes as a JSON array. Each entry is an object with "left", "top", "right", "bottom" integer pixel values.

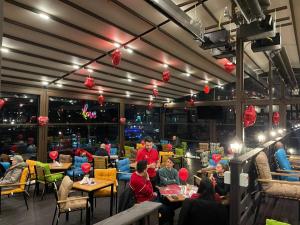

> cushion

[
  {"left": 66, "top": 168, "right": 84, "bottom": 177},
  {"left": 265, "top": 182, "right": 300, "bottom": 199},
  {"left": 0, "top": 162, "right": 11, "bottom": 170},
  {"left": 36, "top": 162, "right": 51, "bottom": 176},
  {"left": 47, "top": 173, "right": 64, "bottom": 183},
  {"left": 94, "top": 186, "right": 117, "bottom": 197},
  {"left": 266, "top": 219, "right": 290, "bottom": 225},
  {"left": 58, "top": 176, "right": 73, "bottom": 207},
  {"left": 118, "top": 173, "right": 131, "bottom": 181},
  {"left": 255, "top": 152, "right": 272, "bottom": 180},
  {"left": 110, "top": 148, "right": 118, "bottom": 156},
  {"left": 61, "top": 196, "right": 87, "bottom": 212},
  {"left": 117, "top": 158, "right": 130, "bottom": 173},
  {"left": 1, "top": 188, "right": 24, "bottom": 195},
  {"left": 175, "top": 148, "right": 184, "bottom": 156},
  {"left": 26, "top": 160, "right": 36, "bottom": 178},
  {"left": 74, "top": 156, "right": 88, "bottom": 168},
  {"left": 275, "top": 149, "right": 298, "bottom": 181},
  {"left": 19, "top": 168, "right": 29, "bottom": 190},
  {"left": 94, "top": 168, "right": 117, "bottom": 186}
]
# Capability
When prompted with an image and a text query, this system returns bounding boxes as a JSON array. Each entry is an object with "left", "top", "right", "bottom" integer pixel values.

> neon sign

[{"left": 81, "top": 104, "right": 97, "bottom": 120}]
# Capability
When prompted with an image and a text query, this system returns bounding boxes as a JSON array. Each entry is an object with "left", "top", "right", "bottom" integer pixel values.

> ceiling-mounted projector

[
  {"left": 239, "top": 15, "right": 275, "bottom": 41},
  {"left": 251, "top": 33, "right": 281, "bottom": 52},
  {"left": 200, "top": 29, "right": 230, "bottom": 50}
]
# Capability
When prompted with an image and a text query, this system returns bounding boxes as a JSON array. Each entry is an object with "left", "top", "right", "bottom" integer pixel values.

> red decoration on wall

[
  {"left": 38, "top": 116, "right": 49, "bottom": 126},
  {"left": 178, "top": 168, "right": 189, "bottom": 182},
  {"left": 84, "top": 77, "right": 95, "bottom": 89},
  {"left": 49, "top": 151, "right": 58, "bottom": 161},
  {"left": 112, "top": 49, "right": 121, "bottom": 66},
  {"left": 203, "top": 85, "right": 210, "bottom": 94},
  {"left": 162, "top": 70, "right": 170, "bottom": 82},
  {"left": 224, "top": 62, "right": 236, "bottom": 73},
  {"left": 152, "top": 89, "right": 159, "bottom": 97},
  {"left": 0, "top": 99, "right": 5, "bottom": 110},
  {"left": 120, "top": 117, "right": 126, "bottom": 125},
  {"left": 81, "top": 163, "right": 91, "bottom": 174},
  {"left": 243, "top": 105, "right": 257, "bottom": 127},
  {"left": 98, "top": 95, "right": 105, "bottom": 106},
  {"left": 148, "top": 101, "right": 153, "bottom": 110},
  {"left": 272, "top": 112, "right": 280, "bottom": 126}
]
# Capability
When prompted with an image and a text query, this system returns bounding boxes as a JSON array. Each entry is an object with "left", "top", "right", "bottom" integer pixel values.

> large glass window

[{"left": 0, "top": 93, "right": 39, "bottom": 159}]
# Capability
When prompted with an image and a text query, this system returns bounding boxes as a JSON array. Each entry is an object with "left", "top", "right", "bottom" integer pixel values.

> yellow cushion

[
  {"left": 26, "top": 160, "right": 36, "bottom": 179},
  {"left": 94, "top": 186, "right": 117, "bottom": 197},
  {"left": 159, "top": 152, "right": 174, "bottom": 165},
  {"left": 19, "top": 168, "right": 29, "bottom": 190},
  {"left": 1, "top": 188, "right": 24, "bottom": 195},
  {"left": 94, "top": 168, "right": 117, "bottom": 197}
]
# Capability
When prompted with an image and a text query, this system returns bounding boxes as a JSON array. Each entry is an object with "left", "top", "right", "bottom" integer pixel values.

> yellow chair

[
  {"left": 94, "top": 168, "right": 118, "bottom": 212},
  {"left": 0, "top": 167, "right": 29, "bottom": 212},
  {"left": 93, "top": 156, "right": 108, "bottom": 169},
  {"left": 26, "top": 159, "right": 36, "bottom": 191},
  {"left": 136, "top": 143, "right": 144, "bottom": 150},
  {"left": 159, "top": 151, "right": 174, "bottom": 167}
]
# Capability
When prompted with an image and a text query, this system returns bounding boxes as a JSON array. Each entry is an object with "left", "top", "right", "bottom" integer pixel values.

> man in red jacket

[
  {"left": 136, "top": 136, "right": 160, "bottom": 188},
  {"left": 130, "top": 160, "right": 156, "bottom": 203}
]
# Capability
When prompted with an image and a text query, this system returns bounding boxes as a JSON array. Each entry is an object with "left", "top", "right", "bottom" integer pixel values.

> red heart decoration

[
  {"left": 81, "top": 162, "right": 91, "bottom": 174},
  {"left": 178, "top": 168, "right": 189, "bottom": 182},
  {"left": 272, "top": 112, "right": 280, "bottom": 126},
  {"left": 162, "top": 70, "right": 170, "bottom": 82},
  {"left": 243, "top": 105, "right": 256, "bottom": 127},
  {"left": 49, "top": 151, "right": 58, "bottom": 160},
  {"left": 167, "top": 143, "right": 173, "bottom": 151},
  {"left": 120, "top": 117, "right": 126, "bottom": 125},
  {"left": 98, "top": 95, "right": 105, "bottom": 106},
  {"left": 212, "top": 154, "right": 222, "bottom": 164},
  {"left": 224, "top": 62, "right": 236, "bottom": 73},
  {"left": 152, "top": 89, "right": 159, "bottom": 97},
  {"left": 0, "top": 99, "right": 5, "bottom": 110},
  {"left": 112, "top": 49, "right": 121, "bottom": 66},
  {"left": 84, "top": 77, "right": 95, "bottom": 89},
  {"left": 203, "top": 85, "right": 210, "bottom": 94},
  {"left": 38, "top": 116, "right": 49, "bottom": 126}
]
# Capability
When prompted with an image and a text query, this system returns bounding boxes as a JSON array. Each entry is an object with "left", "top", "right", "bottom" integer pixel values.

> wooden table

[
  {"left": 72, "top": 179, "right": 114, "bottom": 216},
  {"left": 49, "top": 162, "right": 72, "bottom": 171},
  {"left": 157, "top": 184, "right": 198, "bottom": 202}
]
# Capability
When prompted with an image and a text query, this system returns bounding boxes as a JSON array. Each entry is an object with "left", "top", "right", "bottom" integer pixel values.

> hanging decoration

[
  {"left": 98, "top": 95, "right": 105, "bottom": 106},
  {"left": 152, "top": 89, "right": 159, "bottom": 97},
  {"left": 272, "top": 112, "right": 280, "bottom": 126},
  {"left": 162, "top": 70, "right": 170, "bottom": 82},
  {"left": 49, "top": 151, "right": 58, "bottom": 162},
  {"left": 84, "top": 76, "right": 95, "bottom": 89},
  {"left": 82, "top": 104, "right": 97, "bottom": 120},
  {"left": 212, "top": 154, "right": 222, "bottom": 164},
  {"left": 81, "top": 162, "right": 91, "bottom": 174},
  {"left": 203, "top": 85, "right": 210, "bottom": 94},
  {"left": 224, "top": 62, "right": 236, "bottom": 73},
  {"left": 38, "top": 116, "right": 49, "bottom": 126},
  {"left": 148, "top": 101, "right": 153, "bottom": 110},
  {"left": 243, "top": 105, "right": 257, "bottom": 127},
  {"left": 178, "top": 168, "right": 189, "bottom": 183},
  {"left": 188, "top": 98, "right": 195, "bottom": 107},
  {"left": 0, "top": 99, "right": 5, "bottom": 110},
  {"left": 120, "top": 117, "right": 126, "bottom": 125},
  {"left": 112, "top": 49, "right": 121, "bottom": 66}
]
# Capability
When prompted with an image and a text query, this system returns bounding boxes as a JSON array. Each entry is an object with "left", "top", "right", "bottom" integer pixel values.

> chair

[
  {"left": 124, "top": 146, "right": 132, "bottom": 158},
  {"left": 175, "top": 147, "right": 185, "bottom": 156},
  {"left": 159, "top": 151, "right": 174, "bottom": 167},
  {"left": 93, "top": 156, "right": 108, "bottom": 169},
  {"left": 199, "top": 143, "right": 209, "bottom": 152},
  {"left": 52, "top": 176, "right": 90, "bottom": 225},
  {"left": 162, "top": 144, "right": 169, "bottom": 152},
  {"left": 59, "top": 154, "right": 72, "bottom": 163},
  {"left": 0, "top": 167, "right": 29, "bottom": 213},
  {"left": 26, "top": 159, "right": 36, "bottom": 191},
  {"left": 160, "top": 140, "right": 169, "bottom": 145},
  {"left": 0, "top": 162, "right": 10, "bottom": 177},
  {"left": 275, "top": 148, "right": 300, "bottom": 181},
  {"left": 66, "top": 156, "right": 88, "bottom": 180},
  {"left": 181, "top": 142, "right": 188, "bottom": 152},
  {"left": 116, "top": 158, "right": 132, "bottom": 186},
  {"left": 110, "top": 148, "right": 118, "bottom": 156},
  {"left": 35, "top": 162, "right": 64, "bottom": 200},
  {"left": 94, "top": 168, "right": 118, "bottom": 213}
]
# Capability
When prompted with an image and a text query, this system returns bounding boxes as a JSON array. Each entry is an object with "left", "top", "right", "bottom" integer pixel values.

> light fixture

[
  {"left": 270, "top": 130, "right": 277, "bottom": 137},
  {"left": 87, "top": 68, "right": 93, "bottom": 73},
  {"left": 126, "top": 91, "right": 130, "bottom": 97},
  {"left": 186, "top": 73, "right": 191, "bottom": 77},
  {"left": 153, "top": 84, "right": 157, "bottom": 88},
  {"left": 126, "top": 48, "right": 133, "bottom": 54},
  {"left": 99, "top": 90, "right": 103, "bottom": 94},
  {"left": 19, "top": 104, "right": 24, "bottom": 107},
  {"left": 56, "top": 83, "right": 63, "bottom": 88},
  {"left": 283, "top": 128, "right": 287, "bottom": 132},
  {"left": 73, "top": 65, "right": 80, "bottom": 69},
  {"left": 114, "top": 43, "right": 121, "bottom": 48},
  {"left": 204, "top": 80, "right": 209, "bottom": 84},
  {"left": 163, "top": 64, "right": 168, "bottom": 68},
  {"left": 277, "top": 129, "right": 284, "bottom": 135},
  {"left": 1, "top": 48, "right": 9, "bottom": 53},
  {"left": 230, "top": 141, "right": 243, "bottom": 155},
  {"left": 287, "top": 148, "right": 295, "bottom": 154},
  {"left": 186, "top": 152, "right": 192, "bottom": 157},
  {"left": 29, "top": 99, "right": 34, "bottom": 103},
  {"left": 42, "top": 81, "right": 49, "bottom": 86},
  {"left": 257, "top": 133, "right": 266, "bottom": 143},
  {"left": 150, "top": 95, "right": 153, "bottom": 101},
  {"left": 58, "top": 131, "right": 62, "bottom": 135},
  {"left": 39, "top": 13, "right": 50, "bottom": 20},
  {"left": 127, "top": 78, "right": 132, "bottom": 82}
]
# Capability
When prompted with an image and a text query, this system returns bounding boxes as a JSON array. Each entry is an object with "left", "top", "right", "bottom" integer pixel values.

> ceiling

[{"left": 1, "top": 0, "right": 299, "bottom": 103}]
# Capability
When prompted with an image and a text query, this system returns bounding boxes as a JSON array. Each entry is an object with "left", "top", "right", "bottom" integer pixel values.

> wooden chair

[
  {"left": 199, "top": 143, "right": 209, "bottom": 152},
  {"left": 159, "top": 151, "right": 174, "bottom": 167},
  {"left": 93, "top": 156, "right": 108, "bottom": 169},
  {"left": 0, "top": 168, "right": 29, "bottom": 213}
]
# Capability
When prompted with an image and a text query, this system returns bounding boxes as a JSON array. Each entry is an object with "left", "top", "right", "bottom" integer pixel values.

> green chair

[
  {"left": 174, "top": 148, "right": 185, "bottom": 168},
  {"left": 34, "top": 162, "right": 64, "bottom": 200},
  {"left": 124, "top": 146, "right": 132, "bottom": 158},
  {"left": 266, "top": 219, "right": 290, "bottom": 225},
  {"left": 175, "top": 148, "right": 185, "bottom": 156},
  {"left": 181, "top": 142, "right": 188, "bottom": 152}
]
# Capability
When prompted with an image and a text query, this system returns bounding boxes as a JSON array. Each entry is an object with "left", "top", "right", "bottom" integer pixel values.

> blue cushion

[
  {"left": 66, "top": 168, "right": 84, "bottom": 177},
  {"left": 110, "top": 148, "right": 118, "bottom": 156},
  {"left": 74, "top": 156, "right": 88, "bottom": 168},
  {"left": 0, "top": 162, "right": 11, "bottom": 171},
  {"left": 117, "top": 158, "right": 130, "bottom": 173},
  {"left": 275, "top": 148, "right": 299, "bottom": 181},
  {"left": 118, "top": 173, "right": 131, "bottom": 181}
]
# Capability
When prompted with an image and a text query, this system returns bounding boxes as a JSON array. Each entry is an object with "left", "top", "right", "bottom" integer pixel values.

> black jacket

[
  {"left": 213, "top": 172, "right": 230, "bottom": 196},
  {"left": 94, "top": 148, "right": 110, "bottom": 163},
  {"left": 177, "top": 198, "right": 229, "bottom": 225}
]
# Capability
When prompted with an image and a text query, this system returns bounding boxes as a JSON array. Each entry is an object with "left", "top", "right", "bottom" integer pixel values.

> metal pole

[
  {"left": 119, "top": 101, "right": 125, "bottom": 156},
  {"left": 268, "top": 61, "right": 273, "bottom": 130}
]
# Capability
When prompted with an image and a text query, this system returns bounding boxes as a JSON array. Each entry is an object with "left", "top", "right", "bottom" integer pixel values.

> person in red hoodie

[
  {"left": 130, "top": 160, "right": 156, "bottom": 203},
  {"left": 136, "top": 136, "right": 160, "bottom": 188}
]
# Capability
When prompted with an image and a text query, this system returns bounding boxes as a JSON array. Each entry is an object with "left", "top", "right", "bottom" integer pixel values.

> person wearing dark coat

[
  {"left": 211, "top": 163, "right": 230, "bottom": 196},
  {"left": 94, "top": 143, "right": 110, "bottom": 163}
]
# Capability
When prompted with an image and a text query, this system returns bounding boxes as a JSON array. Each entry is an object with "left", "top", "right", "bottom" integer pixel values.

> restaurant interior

[{"left": 1, "top": 0, "right": 300, "bottom": 225}]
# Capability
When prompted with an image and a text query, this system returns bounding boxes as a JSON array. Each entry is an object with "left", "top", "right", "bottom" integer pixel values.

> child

[{"left": 210, "top": 163, "right": 229, "bottom": 196}]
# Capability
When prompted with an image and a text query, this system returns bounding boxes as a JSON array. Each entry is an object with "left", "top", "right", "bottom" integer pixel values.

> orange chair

[
  {"left": 94, "top": 168, "right": 118, "bottom": 212},
  {"left": 26, "top": 159, "right": 36, "bottom": 192},
  {"left": 0, "top": 167, "right": 29, "bottom": 213}
]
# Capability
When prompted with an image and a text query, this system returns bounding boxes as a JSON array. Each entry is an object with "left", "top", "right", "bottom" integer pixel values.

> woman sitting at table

[
  {"left": 210, "top": 162, "right": 230, "bottom": 196},
  {"left": 158, "top": 157, "right": 179, "bottom": 186},
  {"left": 178, "top": 177, "right": 229, "bottom": 225},
  {"left": 130, "top": 160, "right": 156, "bottom": 203},
  {"left": 0, "top": 155, "right": 26, "bottom": 184}
]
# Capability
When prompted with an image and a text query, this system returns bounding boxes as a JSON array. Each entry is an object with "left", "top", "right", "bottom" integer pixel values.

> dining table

[
  {"left": 157, "top": 184, "right": 198, "bottom": 202},
  {"left": 49, "top": 162, "right": 72, "bottom": 171}
]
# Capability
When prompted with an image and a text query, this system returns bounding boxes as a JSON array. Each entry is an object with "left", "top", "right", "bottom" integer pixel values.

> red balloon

[
  {"left": 178, "top": 168, "right": 189, "bottom": 182},
  {"left": 162, "top": 70, "right": 170, "bottom": 82},
  {"left": 112, "top": 49, "right": 121, "bottom": 66},
  {"left": 243, "top": 105, "right": 256, "bottom": 128},
  {"left": 148, "top": 101, "right": 153, "bottom": 110},
  {"left": 98, "top": 95, "right": 105, "bottom": 106},
  {"left": 0, "top": 99, "right": 5, "bottom": 110},
  {"left": 120, "top": 117, "right": 126, "bottom": 125},
  {"left": 152, "top": 89, "right": 159, "bottom": 97},
  {"left": 49, "top": 151, "right": 58, "bottom": 160},
  {"left": 203, "top": 85, "right": 210, "bottom": 94},
  {"left": 105, "top": 144, "right": 111, "bottom": 155},
  {"left": 81, "top": 162, "right": 91, "bottom": 174},
  {"left": 84, "top": 77, "right": 95, "bottom": 89},
  {"left": 38, "top": 116, "right": 49, "bottom": 126},
  {"left": 224, "top": 62, "right": 236, "bottom": 73},
  {"left": 272, "top": 112, "right": 280, "bottom": 126},
  {"left": 167, "top": 143, "right": 173, "bottom": 151},
  {"left": 212, "top": 154, "right": 222, "bottom": 164}
]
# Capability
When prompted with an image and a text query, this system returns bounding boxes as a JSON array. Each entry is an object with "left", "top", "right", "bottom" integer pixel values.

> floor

[{"left": 0, "top": 158, "right": 202, "bottom": 225}]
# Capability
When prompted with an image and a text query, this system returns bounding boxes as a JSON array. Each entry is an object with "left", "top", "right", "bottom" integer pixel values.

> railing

[
  {"left": 94, "top": 201, "right": 162, "bottom": 225},
  {"left": 229, "top": 133, "right": 292, "bottom": 225}
]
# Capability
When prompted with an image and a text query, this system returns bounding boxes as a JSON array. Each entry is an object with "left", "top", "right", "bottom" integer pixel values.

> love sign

[{"left": 82, "top": 104, "right": 97, "bottom": 120}]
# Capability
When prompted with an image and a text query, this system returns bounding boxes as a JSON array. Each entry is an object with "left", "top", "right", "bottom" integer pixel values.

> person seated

[
  {"left": 178, "top": 177, "right": 229, "bottom": 225},
  {"left": 75, "top": 148, "right": 93, "bottom": 162},
  {"left": 129, "top": 160, "right": 156, "bottom": 203},
  {"left": 158, "top": 157, "right": 179, "bottom": 186},
  {"left": 210, "top": 162, "right": 230, "bottom": 196},
  {"left": 171, "top": 135, "right": 181, "bottom": 148},
  {"left": 191, "top": 177, "right": 222, "bottom": 203},
  {"left": 0, "top": 155, "right": 26, "bottom": 184},
  {"left": 95, "top": 143, "right": 111, "bottom": 164}
]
